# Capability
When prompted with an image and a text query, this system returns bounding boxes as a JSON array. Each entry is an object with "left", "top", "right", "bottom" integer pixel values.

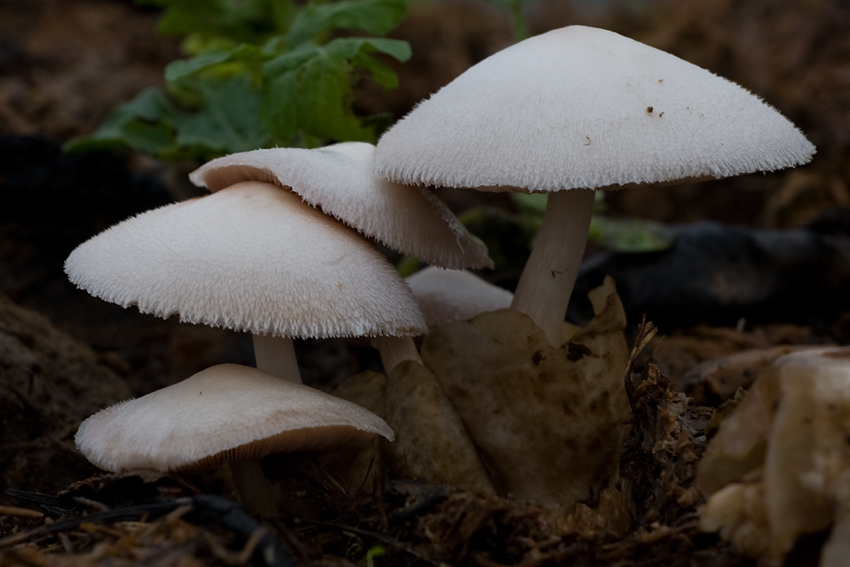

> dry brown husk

[
  {"left": 383, "top": 360, "right": 496, "bottom": 494},
  {"left": 328, "top": 363, "right": 495, "bottom": 496},
  {"left": 420, "top": 276, "right": 631, "bottom": 508}
]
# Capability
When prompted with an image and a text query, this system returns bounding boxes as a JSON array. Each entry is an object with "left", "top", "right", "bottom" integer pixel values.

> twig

[
  {"left": 0, "top": 505, "right": 43, "bottom": 519},
  {"left": 203, "top": 525, "right": 269, "bottom": 566},
  {"left": 0, "top": 500, "right": 183, "bottom": 549},
  {"left": 625, "top": 314, "right": 658, "bottom": 378}
]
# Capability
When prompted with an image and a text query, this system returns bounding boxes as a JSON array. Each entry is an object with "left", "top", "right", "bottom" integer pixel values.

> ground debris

[
  {"left": 1, "top": 492, "right": 291, "bottom": 567},
  {"left": 371, "top": 480, "right": 750, "bottom": 567},
  {"left": 622, "top": 354, "right": 714, "bottom": 530}
]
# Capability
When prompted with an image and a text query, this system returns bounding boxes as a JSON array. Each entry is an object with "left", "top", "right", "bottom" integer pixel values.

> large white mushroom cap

[
  {"left": 65, "top": 181, "right": 426, "bottom": 339},
  {"left": 189, "top": 142, "right": 492, "bottom": 270},
  {"left": 375, "top": 25, "right": 815, "bottom": 192},
  {"left": 76, "top": 364, "right": 395, "bottom": 472}
]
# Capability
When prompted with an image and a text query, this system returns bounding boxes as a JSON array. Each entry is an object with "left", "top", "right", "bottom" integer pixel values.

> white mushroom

[
  {"left": 76, "top": 364, "right": 394, "bottom": 517},
  {"left": 65, "top": 180, "right": 426, "bottom": 383},
  {"left": 376, "top": 25, "right": 815, "bottom": 344},
  {"left": 405, "top": 266, "right": 513, "bottom": 327}
]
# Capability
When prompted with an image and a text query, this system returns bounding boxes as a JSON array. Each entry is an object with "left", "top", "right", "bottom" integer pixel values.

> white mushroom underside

[
  {"left": 375, "top": 26, "right": 815, "bottom": 191},
  {"left": 75, "top": 364, "right": 395, "bottom": 472},
  {"left": 65, "top": 181, "right": 426, "bottom": 339},
  {"left": 190, "top": 142, "right": 492, "bottom": 269}
]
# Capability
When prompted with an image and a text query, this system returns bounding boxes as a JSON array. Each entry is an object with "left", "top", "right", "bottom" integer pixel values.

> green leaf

[
  {"left": 261, "top": 38, "right": 409, "bottom": 143},
  {"left": 512, "top": 191, "right": 606, "bottom": 219},
  {"left": 365, "top": 545, "right": 387, "bottom": 567},
  {"left": 395, "top": 256, "right": 421, "bottom": 277},
  {"left": 165, "top": 44, "right": 269, "bottom": 83},
  {"left": 286, "top": 0, "right": 407, "bottom": 47},
  {"left": 352, "top": 51, "right": 398, "bottom": 88},
  {"left": 151, "top": 0, "right": 281, "bottom": 45},
  {"left": 65, "top": 88, "right": 178, "bottom": 155},
  {"left": 293, "top": 46, "right": 374, "bottom": 141},
  {"left": 67, "top": 76, "right": 270, "bottom": 159},
  {"left": 69, "top": 0, "right": 412, "bottom": 159},
  {"left": 174, "top": 75, "right": 271, "bottom": 154},
  {"left": 343, "top": 36, "right": 411, "bottom": 62},
  {"left": 259, "top": 46, "right": 318, "bottom": 141}
]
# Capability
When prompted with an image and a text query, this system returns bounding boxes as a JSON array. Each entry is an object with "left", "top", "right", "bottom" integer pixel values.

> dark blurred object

[
  {"left": 803, "top": 207, "right": 850, "bottom": 238},
  {"left": 570, "top": 218, "right": 850, "bottom": 329},
  {"left": 0, "top": 134, "right": 171, "bottom": 223}
]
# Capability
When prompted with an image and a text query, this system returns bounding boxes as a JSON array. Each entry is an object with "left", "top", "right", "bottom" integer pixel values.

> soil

[{"left": 1, "top": 0, "right": 849, "bottom": 565}]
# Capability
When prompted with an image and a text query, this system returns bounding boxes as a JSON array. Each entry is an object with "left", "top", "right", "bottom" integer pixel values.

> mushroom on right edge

[{"left": 375, "top": 24, "right": 816, "bottom": 346}]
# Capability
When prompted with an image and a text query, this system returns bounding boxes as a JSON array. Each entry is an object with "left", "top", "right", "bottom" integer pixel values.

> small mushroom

[
  {"left": 375, "top": 25, "right": 815, "bottom": 345},
  {"left": 76, "top": 364, "right": 393, "bottom": 517},
  {"left": 405, "top": 266, "right": 513, "bottom": 328}
]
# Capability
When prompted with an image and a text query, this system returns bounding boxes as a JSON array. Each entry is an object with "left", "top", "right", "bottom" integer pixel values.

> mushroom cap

[
  {"left": 75, "top": 364, "right": 395, "bottom": 472},
  {"left": 189, "top": 142, "right": 492, "bottom": 270},
  {"left": 375, "top": 25, "right": 815, "bottom": 193},
  {"left": 405, "top": 267, "right": 513, "bottom": 327},
  {"left": 65, "top": 180, "right": 426, "bottom": 339}
]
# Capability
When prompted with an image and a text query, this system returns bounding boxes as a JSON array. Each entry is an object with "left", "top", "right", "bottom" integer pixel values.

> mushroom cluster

[
  {"left": 67, "top": 24, "right": 817, "bottom": 520},
  {"left": 66, "top": 142, "right": 492, "bottom": 514}
]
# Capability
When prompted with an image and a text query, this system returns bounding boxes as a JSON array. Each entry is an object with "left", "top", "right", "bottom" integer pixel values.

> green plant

[{"left": 67, "top": 0, "right": 411, "bottom": 160}]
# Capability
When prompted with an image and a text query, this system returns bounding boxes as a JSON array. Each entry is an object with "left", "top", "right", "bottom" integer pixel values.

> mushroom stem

[
  {"left": 227, "top": 460, "right": 280, "bottom": 519},
  {"left": 252, "top": 334, "right": 302, "bottom": 384},
  {"left": 511, "top": 189, "right": 596, "bottom": 345},
  {"left": 246, "top": 334, "right": 300, "bottom": 519},
  {"left": 371, "top": 335, "right": 422, "bottom": 374}
]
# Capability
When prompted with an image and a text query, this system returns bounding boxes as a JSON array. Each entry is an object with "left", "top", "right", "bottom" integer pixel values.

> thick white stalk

[
  {"left": 252, "top": 334, "right": 302, "bottom": 383},
  {"left": 371, "top": 335, "right": 422, "bottom": 375},
  {"left": 511, "top": 189, "right": 596, "bottom": 345}
]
